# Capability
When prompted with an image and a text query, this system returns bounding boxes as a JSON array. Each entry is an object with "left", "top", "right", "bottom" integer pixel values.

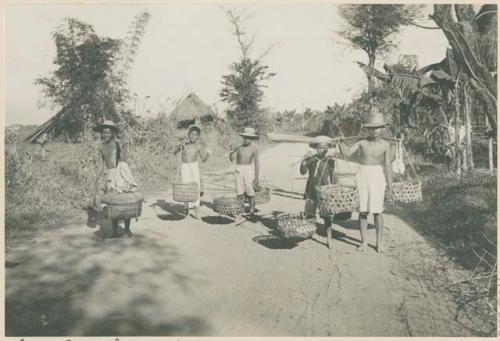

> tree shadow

[{"left": 5, "top": 228, "right": 211, "bottom": 336}]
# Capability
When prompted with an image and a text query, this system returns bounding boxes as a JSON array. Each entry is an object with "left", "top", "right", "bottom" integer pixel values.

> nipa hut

[{"left": 171, "top": 93, "right": 216, "bottom": 129}]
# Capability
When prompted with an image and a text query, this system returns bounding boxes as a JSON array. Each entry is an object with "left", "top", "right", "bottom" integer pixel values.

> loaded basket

[
  {"left": 316, "top": 185, "right": 359, "bottom": 216},
  {"left": 213, "top": 196, "right": 245, "bottom": 216},
  {"left": 173, "top": 182, "right": 199, "bottom": 203},
  {"left": 276, "top": 212, "right": 317, "bottom": 238},
  {"left": 101, "top": 192, "right": 144, "bottom": 221},
  {"left": 390, "top": 141, "right": 422, "bottom": 204},
  {"left": 391, "top": 181, "right": 422, "bottom": 204}
]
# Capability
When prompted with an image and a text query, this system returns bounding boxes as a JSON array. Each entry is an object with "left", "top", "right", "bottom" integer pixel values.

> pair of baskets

[{"left": 101, "top": 192, "right": 144, "bottom": 220}]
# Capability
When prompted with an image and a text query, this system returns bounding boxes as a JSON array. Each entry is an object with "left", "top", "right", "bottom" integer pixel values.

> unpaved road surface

[{"left": 6, "top": 142, "right": 473, "bottom": 337}]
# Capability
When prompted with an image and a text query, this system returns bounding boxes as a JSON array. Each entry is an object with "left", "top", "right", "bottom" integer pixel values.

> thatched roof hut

[{"left": 171, "top": 93, "right": 215, "bottom": 128}]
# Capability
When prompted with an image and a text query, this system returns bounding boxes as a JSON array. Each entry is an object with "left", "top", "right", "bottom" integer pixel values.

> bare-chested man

[
  {"left": 339, "top": 109, "right": 393, "bottom": 253},
  {"left": 174, "top": 125, "right": 211, "bottom": 219},
  {"left": 94, "top": 120, "right": 138, "bottom": 238},
  {"left": 229, "top": 127, "right": 260, "bottom": 224}
]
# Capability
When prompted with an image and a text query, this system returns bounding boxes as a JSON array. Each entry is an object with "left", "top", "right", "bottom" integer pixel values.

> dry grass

[
  {"left": 5, "top": 118, "right": 240, "bottom": 244},
  {"left": 397, "top": 170, "right": 498, "bottom": 336}
]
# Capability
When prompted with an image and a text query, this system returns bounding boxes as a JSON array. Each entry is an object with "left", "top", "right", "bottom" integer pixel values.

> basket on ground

[
  {"left": 277, "top": 212, "right": 316, "bottom": 238},
  {"left": 173, "top": 182, "right": 199, "bottom": 202},
  {"left": 213, "top": 196, "right": 244, "bottom": 216},
  {"left": 316, "top": 185, "right": 359, "bottom": 215},
  {"left": 255, "top": 187, "right": 271, "bottom": 205},
  {"left": 392, "top": 181, "right": 422, "bottom": 203},
  {"left": 101, "top": 192, "right": 144, "bottom": 220}
]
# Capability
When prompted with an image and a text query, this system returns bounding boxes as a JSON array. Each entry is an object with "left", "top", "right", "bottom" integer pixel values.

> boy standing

[
  {"left": 174, "top": 125, "right": 211, "bottom": 219},
  {"left": 300, "top": 136, "right": 336, "bottom": 232},
  {"left": 229, "top": 127, "right": 260, "bottom": 223},
  {"left": 339, "top": 109, "right": 393, "bottom": 253},
  {"left": 94, "top": 120, "right": 138, "bottom": 238}
]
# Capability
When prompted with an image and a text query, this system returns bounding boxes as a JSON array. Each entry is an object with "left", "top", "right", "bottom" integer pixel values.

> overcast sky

[{"left": 5, "top": 4, "right": 449, "bottom": 125}]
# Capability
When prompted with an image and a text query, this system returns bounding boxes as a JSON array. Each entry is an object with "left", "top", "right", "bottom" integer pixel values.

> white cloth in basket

[
  {"left": 181, "top": 162, "right": 200, "bottom": 208},
  {"left": 356, "top": 164, "right": 386, "bottom": 214},
  {"left": 105, "top": 161, "right": 138, "bottom": 194}
]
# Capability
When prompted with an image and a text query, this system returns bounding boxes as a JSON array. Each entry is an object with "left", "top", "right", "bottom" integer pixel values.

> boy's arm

[
  {"left": 199, "top": 145, "right": 211, "bottom": 163},
  {"left": 94, "top": 147, "right": 104, "bottom": 192},
  {"left": 119, "top": 141, "right": 127, "bottom": 162},
  {"left": 173, "top": 143, "right": 183, "bottom": 155},
  {"left": 229, "top": 146, "right": 239, "bottom": 162},
  {"left": 328, "top": 158, "right": 336, "bottom": 184},
  {"left": 339, "top": 140, "right": 362, "bottom": 159},
  {"left": 300, "top": 151, "right": 314, "bottom": 175},
  {"left": 384, "top": 142, "right": 393, "bottom": 200},
  {"left": 253, "top": 147, "right": 259, "bottom": 186}
]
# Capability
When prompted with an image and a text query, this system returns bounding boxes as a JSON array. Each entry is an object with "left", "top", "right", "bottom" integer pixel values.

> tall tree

[
  {"left": 219, "top": 8, "right": 276, "bottom": 133},
  {"left": 337, "top": 5, "right": 422, "bottom": 102},
  {"left": 430, "top": 4, "right": 497, "bottom": 130},
  {"left": 35, "top": 18, "right": 122, "bottom": 138}
]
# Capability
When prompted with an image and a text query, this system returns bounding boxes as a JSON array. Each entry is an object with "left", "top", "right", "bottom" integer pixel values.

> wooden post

[
  {"left": 454, "top": 86, "right": 461, "bottom": 175},
  {"left": 464, "top": 84, "right": 474, "bottom": 171},
  {"left": 487, "top": 114, "right": 494, "bottom": 171}
]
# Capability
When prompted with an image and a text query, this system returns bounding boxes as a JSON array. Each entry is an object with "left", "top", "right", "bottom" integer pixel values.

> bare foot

[
  {"left": 357, "top": 243, "right": 368, "bottom": 253},
  {"left": 376, "top": 245, "right": 384, "bottom": 254},
  {"left": 234, "top": 215, "right": 246, "bottom": 225}
]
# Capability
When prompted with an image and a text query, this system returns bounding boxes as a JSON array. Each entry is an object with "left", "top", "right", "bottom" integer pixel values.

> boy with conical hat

[
  {"left": 229, "top": 127, "right": 260, "bottom": 224},
  {"left": 94, "top": 120, "right": 139, "bottom": 238},
  {"left": 339, "top": 108, "right": 393, "bottom": 253},
  {"left": 300, "top": 135, "right": 336, "bottom": 233},
  {"left": 174, "top": 124, "right": 211, "bottom": 219}
]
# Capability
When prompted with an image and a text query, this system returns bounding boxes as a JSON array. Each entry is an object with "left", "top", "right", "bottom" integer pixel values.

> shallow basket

[
  {"left": 392, "top": 181, "right": 422, "bottom": 204},
  {"left": 213, "top": 196, "right": 244, "bottom": 216},
  {"left": 173, "top": 182, "right": 199, "bottom": 203},
  {"left": 103, "top": 201, "right": 143, "bottom": 221},
  {"left": 277, "top": 212, "right": 317, "bottom": 238},
  {"left": 317, "top": 185, "right": 359, "bottom": 215},
  {"left": 255, "top": 187, "right": 271, "bottom": 205}
]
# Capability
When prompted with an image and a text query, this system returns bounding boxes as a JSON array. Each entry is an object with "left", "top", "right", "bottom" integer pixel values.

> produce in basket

[
  {"left": 277, "top": 212, "right": 316, "bottom": 238},
  {"left": 316, "top": 185, "right": 359, "bottom": 215},
  {"left": 173, "top": 182, "right": 199, "bottom": 203},
  {"left": 391, "top": 181, "right": 422, "bottom": 203},
  {"left": 101, "top": 191, "right": 144, "bottom": 220},
  {"left": 213, "top": 196, "right": 244, "bottom": 216},
  {"left": 255, "top": 187, "right": 271, "bottom": 205}
]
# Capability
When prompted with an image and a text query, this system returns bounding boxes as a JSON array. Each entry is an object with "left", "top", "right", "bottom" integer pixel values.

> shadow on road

[
  {"left": 201, "top": 216, "right": 234, "bottom": 225},
  {"left": 6, "top": 229, "right": 211, "bottom": 336}
]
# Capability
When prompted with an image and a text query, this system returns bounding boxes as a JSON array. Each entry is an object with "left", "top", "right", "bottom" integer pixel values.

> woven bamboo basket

[
  {"left": 173, "top": 182, "right": 199, "bottom": 202},
  {"left": 277, "top": 212, "right": 316, "bottom": 238},
  {"left": 103, "top": 201, "right": 143, "bottom": 220},
  {"left": 392, "top": 181, "right": 422, "bottom": 203},
  {"left": 317, "top": 185, "right": 359, "bottom": 215},
  {"left": 255, "top": 187, "right": 271, "bottom": 205},
  {"left": 213, "top": 196, "right": 244, "bottom": 216}
]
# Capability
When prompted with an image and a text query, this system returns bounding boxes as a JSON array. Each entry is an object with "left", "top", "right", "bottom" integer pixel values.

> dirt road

[{"left": 6, "top": 142, "right": 473, "bottom": 337}]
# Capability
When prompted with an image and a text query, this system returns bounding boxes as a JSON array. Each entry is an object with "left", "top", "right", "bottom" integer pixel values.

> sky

[{"left": 5, "top": 3, "right": 449, "bottom": 125}]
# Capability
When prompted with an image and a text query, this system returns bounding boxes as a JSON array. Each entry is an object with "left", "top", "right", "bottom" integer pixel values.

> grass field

[{"left": 5, "top": 119, "right": 244, "bottom": 244}]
